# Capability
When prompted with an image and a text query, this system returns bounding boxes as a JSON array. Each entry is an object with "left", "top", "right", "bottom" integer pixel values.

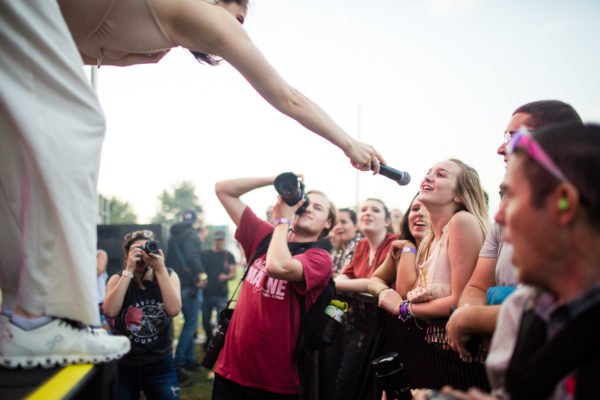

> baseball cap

[
  {"left": 214, "top": 230, "right": 226, "bottom": 240},
  {"left": 182, "top": 209, "right": 197, "bottom": 223}
]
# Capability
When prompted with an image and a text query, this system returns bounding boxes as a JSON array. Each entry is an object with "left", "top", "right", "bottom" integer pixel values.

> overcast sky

[{"left": 95, "top": 0, "right": 600, "bottom": 230}]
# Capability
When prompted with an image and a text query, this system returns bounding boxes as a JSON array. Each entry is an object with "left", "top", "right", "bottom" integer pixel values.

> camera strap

[{"left": 225, "top": 233, "right": 273, "bottom": 309}]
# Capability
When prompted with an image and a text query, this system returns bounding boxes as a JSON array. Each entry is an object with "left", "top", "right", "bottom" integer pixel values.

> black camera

[
  {"left": 274, "top": 172, "right": 309, "bottom": 215},
  {"left": 201, "top": 308, "right": 234, "bottom": 369},
  {"left": 372, "top": 352, "right": 411, "bottom": 400},
  {"left": 141, "top": 240, "right": 160, "bottom": 255}
]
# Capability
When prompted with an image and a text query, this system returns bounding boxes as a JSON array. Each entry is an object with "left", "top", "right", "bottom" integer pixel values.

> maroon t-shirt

[
  {"left": 214, "top": 207, "right": 332, "bottom": 394},
  {"left": 342, "top": 233, "right": 398, "bottom": 278}
]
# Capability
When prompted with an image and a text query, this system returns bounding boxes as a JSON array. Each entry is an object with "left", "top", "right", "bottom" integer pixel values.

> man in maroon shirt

[{"left": 212, "top": 175, "right": 337, "bottom": 399}]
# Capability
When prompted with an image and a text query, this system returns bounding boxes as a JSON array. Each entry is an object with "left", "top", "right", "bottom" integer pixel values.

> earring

[{"left": 558, "top": 198, "right": 569, "bottom": 211}]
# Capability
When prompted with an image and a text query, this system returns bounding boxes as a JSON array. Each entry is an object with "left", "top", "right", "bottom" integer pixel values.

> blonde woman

[{"left": 379, "top": 159, "right": 488, "bottom": 322}]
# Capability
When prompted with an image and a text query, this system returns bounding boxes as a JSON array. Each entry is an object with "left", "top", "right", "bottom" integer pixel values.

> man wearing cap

[
  {"left": 166, "top": 209, "right": 205, "bottom": 378},
  {"left": 200, "top": 230, "right": 237, "bottom": 349}
]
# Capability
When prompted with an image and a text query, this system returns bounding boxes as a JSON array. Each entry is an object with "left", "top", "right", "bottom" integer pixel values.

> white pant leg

[{"left": 0, "top": 0, "right": 105, "bottom": 325}]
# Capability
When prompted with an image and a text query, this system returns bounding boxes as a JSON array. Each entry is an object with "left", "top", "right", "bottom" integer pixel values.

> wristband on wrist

[
  {"left": 398, "top": 300, "right": 412, "bottom": 322},
  {"left": 401, "top": 246, "right": 417, "bottom": 255},
  {"left": 274, "top": 218, "right": 292, "bottom": 226},
  {"left": 122, "top": 270, "right": 134, "bottom": 279}
]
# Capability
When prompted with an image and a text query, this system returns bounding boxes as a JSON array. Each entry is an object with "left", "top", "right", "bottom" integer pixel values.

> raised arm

[
  {"left": 214, "top": 176, "right": 275, "bottom": 226},
  {"left": 265, "top": 197, "right": 305, "bottom": 282},
  {"left": 153, "top": 0, "right": 385, "bottom": 171}
]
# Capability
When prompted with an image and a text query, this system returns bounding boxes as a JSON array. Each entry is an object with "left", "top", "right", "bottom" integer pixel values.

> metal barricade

[{"left": 306, "top": 293, "right": 490, "bottom": 399}]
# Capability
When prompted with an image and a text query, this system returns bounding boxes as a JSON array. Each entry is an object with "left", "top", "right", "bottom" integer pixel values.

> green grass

[{"left": 172, "top": 314, "right": 214, "bottom": 400}]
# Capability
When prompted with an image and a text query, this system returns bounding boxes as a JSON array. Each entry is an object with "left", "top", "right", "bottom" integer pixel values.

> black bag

[
  {"left": 297, "top": 277, "right": 338, "bottom": 353},
  {"left": 200, "top": 308, "right": 234, "bottom": 369}
]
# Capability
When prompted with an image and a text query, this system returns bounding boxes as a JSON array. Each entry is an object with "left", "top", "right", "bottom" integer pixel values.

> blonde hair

[
  {"left": 417, "top": 159, "right": 489, "bottom": 265},
  {"left": 307, "top": 190, "right": 338, "bottom": 239}
]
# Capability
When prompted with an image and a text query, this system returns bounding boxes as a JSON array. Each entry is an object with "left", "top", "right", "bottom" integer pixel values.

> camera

[
  {"left": 201, "top": 308, "right": 234, "bottom": 369},
  {"left": 141, "top": 240, "right": 160, "bottom": 255},
  {"left": 274, "top": 172, "right": 309, "bottom": 215},
  {"left": 372, "top": 352, "right": 411, "bottom": 400}
]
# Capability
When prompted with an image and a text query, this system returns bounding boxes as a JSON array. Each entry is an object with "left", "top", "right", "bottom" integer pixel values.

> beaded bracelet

[
  {"left": 398, "top": 299, "right": 412, "bottom": 322},
  {"left": 122, "top": 270, "right": 134, "bottom": 279}
]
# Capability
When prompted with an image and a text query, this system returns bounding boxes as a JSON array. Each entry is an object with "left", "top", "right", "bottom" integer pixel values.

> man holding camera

[
  {"left": 166, "top": 210, "right": 206, "bottom": 378},
  {"left": 212, "top": 175, "right": 336, "bottom": 399}
]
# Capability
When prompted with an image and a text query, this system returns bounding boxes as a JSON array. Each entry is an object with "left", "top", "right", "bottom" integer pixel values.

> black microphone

[{"left": 373, "top": 164, "right": 411, "bottom": 186}]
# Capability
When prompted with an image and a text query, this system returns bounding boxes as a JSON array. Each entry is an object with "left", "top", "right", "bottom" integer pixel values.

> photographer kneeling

[
  {"left": 212, "top": 174, "right": 336, "bottom": 399},
  {"left": 103, "top": 230, "right": 182, "bottom": 400}
]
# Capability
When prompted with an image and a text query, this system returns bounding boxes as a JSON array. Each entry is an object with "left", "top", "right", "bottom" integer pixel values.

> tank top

[{"left": 418, "top": 225, "right": 452, "bottom": 299}]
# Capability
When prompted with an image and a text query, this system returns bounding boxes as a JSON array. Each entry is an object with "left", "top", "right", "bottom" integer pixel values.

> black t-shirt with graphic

[
  {"left": 112, "top": 269, "right": 173, "bottom": 366},
  {"left": 201, "top": 250, "right": 235, "bottom": 297}
]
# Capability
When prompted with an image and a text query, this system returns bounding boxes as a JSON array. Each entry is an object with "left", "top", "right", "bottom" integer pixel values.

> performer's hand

[{"left": 347, "top": 138, "right": 385, "bottom": 174}]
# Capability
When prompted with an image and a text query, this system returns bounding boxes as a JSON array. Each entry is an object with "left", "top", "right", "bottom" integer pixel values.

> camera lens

[
  {"left": 143, "top": 240, "right": 160, "bottom": 254},
  {"left": 372, "top": 352, "right": 411, "bottom": 400},
  {"left": 274, "top": 172, "right": 302, "bottom": 206}
]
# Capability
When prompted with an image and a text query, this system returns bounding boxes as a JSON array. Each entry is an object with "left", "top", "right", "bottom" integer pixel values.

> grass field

[{"left": 173, "top": 313, "right": 214, "bottom": 400}]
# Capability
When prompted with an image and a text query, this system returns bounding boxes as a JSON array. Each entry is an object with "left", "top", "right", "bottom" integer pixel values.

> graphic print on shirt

[
  {"left": 245, "top": 257, "right": 288, "bottom": 300},
  {"left": 122, "top": 300, "right": 168, "bottom": 344}
]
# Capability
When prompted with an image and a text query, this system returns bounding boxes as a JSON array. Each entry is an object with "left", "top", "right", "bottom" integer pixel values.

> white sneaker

[{"left": 0, "top": 318, "right": 130, "bottom": 368}]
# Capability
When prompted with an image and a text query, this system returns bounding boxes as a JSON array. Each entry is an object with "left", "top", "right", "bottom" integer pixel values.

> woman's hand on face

[
  {"left": 347, "top": 138, "right": 385, "bottom": 174},
  {"left": 142, "top": 249, "right": 167, "bottom": 272}
]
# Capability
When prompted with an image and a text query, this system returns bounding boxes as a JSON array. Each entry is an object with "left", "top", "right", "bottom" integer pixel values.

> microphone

[{"left": 373, "top": 164, "right": 411, "bottom": 186}]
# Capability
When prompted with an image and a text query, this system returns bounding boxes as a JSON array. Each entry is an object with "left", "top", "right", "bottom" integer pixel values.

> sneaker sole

[{"left": 0, "top": 347, "right": 130, "bottom": 369}]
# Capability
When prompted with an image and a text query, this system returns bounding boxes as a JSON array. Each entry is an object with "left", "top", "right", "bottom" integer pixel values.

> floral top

[{"left": 331, "top": 233, "right": 362, "bottom": 275}]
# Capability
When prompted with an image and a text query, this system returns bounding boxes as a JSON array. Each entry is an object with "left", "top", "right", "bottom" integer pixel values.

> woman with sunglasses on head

[
  {"left": 378, "top": 159, "right": 488, "bottom": 330},
  {"left": 103, "top": 230, "right": 182, "bottom": 400}
]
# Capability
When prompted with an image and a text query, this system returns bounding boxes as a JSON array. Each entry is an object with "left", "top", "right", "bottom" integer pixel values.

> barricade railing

[{"left": 305, "top": 292, "right": 490, "bottom": 400}]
